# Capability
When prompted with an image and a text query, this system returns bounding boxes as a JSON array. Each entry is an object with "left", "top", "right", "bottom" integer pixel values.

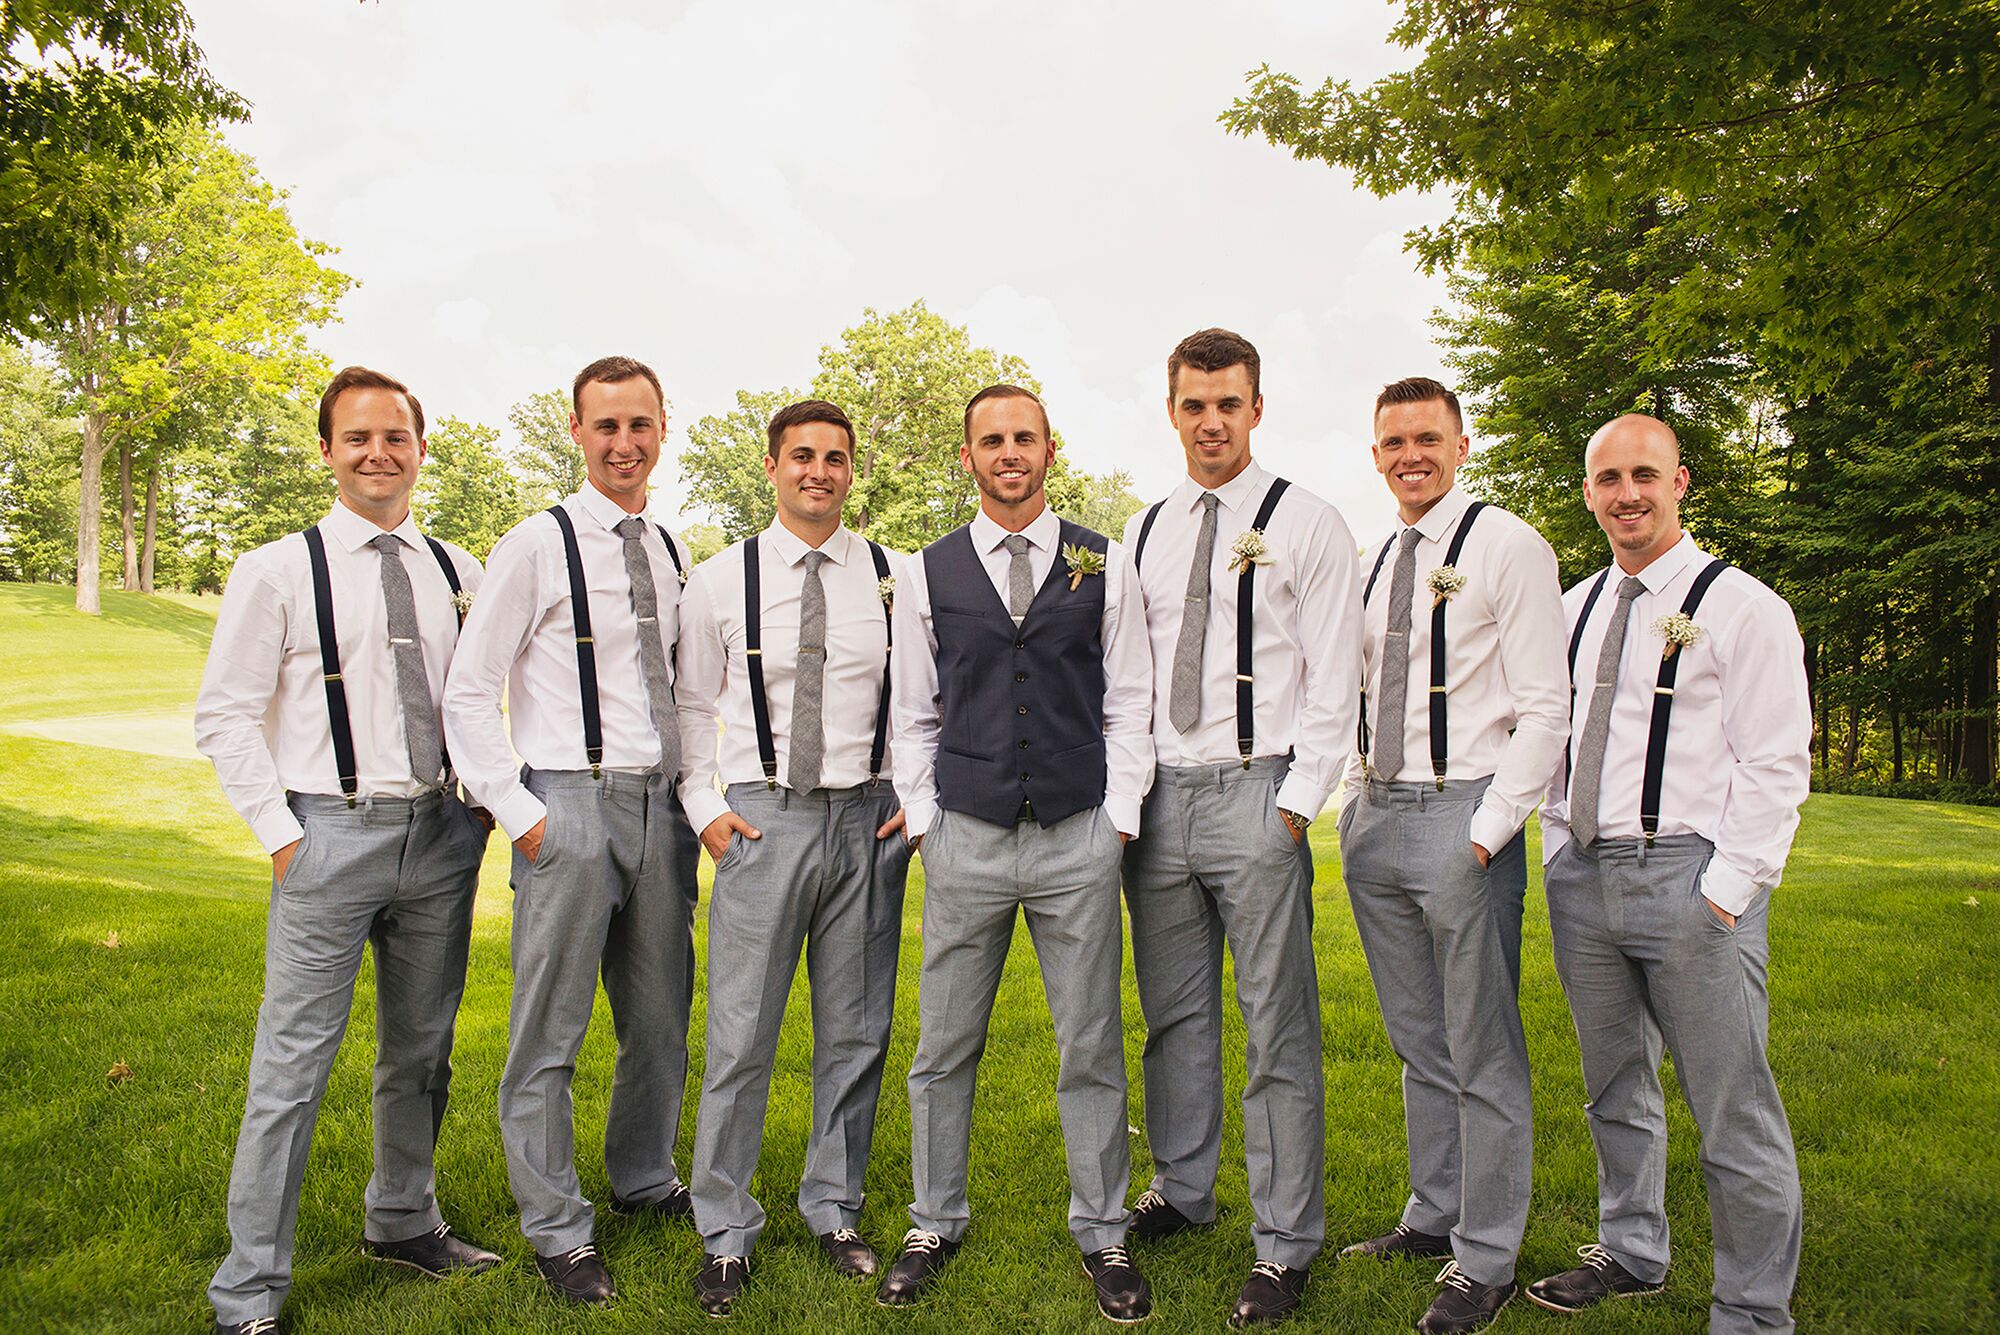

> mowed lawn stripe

[{"left": 0, "top": 581, "right": 1993, "bottom": 1332}]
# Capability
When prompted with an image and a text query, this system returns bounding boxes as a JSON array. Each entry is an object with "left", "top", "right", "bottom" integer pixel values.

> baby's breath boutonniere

[
  {"left": 1425, "top": 565, "right": 1467, "bottom": 608},
  {"left": 1654, "top": 612, "right": 1701, "bottom": 660},
  {"left": 1061, "top": 542, "right": 1105, "bottom": 591},
  {"left": 450, "top": 589, "right": 476, "bottom": 617},
  {"left": 1228, "top": 529, "right": 1275, "bottom": 575},
  {"left": 877, "top": 575, "right": 896, "bottom": 610}
]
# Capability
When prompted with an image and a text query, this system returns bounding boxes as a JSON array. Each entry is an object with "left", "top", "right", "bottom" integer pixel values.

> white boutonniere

[
  {"left": 450, "top": 589, "right": 476, "bottom": 617},
  {"left": 877, "top": 575, "right": 896, "bottom": 609},
  {"left": 1654, "top": 612, "right": 1701, "bottom": 660},
  {"left": 1228, "top": 529, "right": 1275, "bottom": 575},
  {"left": 1061, "top": 542, "right": 1106, "bottom": 591},
  {"left": 1426, "top": 565, "right": 1467, "bottom": 608}
]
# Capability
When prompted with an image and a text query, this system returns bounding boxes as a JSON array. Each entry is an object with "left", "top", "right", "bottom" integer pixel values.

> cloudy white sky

[{"left": 183, "top": 0, "right": 1457, "bottom": 543}]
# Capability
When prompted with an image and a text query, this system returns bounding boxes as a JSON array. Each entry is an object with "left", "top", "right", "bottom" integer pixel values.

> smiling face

[
  {"left": 1169, "top": 362, "right": 1262, "bottom": 488},
  {"left": 1372, "top": 396, "right": 1469, "bottom": 524},
  {"left": 962, "top": 393, "right": 1053, "bottom": 525},
  {"left": 320, "top": 386, "right": 425, "bottom": 527},
  {"left": 1583, "top": 415, "right": 1689, "bottom": 573},
  {"left": 571, "top": 376, "right": 662, "bottom": 512},
  {"left": 765, "top": 419, "right": 853, "bottom": 541}
]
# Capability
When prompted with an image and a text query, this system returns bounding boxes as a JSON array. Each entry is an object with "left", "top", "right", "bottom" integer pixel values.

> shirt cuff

[
  {"left": 903, "top": 798, "right": 940, "bottom": 840},
  {"left": 1102, "top": 794, "right": 1141, "bottom": 839},
  {"left": 1540, "top": 818, "right": 1571, "bottom": 866},
  {"left": 1468, "top": 805, "right": 1522, "bottom": 857},
  {"left": 680, "top": 786, "right": 730, "bottom": 838},
  {"left": 493, "top": 789, "right": 549, "bottom": 843},
  {"left": 1697, "top": 861, "right": 1759, "bottom": 918},
  {"left": 1276, "top": 773, "right": 1330, "bottom": 824},
  {"left": 251, "top": 808, "right": 305, "bottom": 855}
]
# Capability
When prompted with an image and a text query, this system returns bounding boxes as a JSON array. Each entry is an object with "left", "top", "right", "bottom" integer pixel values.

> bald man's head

[{"left": 1583, "top": 413, "right": 1689, "bottom": 573}]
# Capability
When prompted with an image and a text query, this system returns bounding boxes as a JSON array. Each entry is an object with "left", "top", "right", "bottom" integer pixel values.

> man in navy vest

[
  {"left": 1530, "top": 415, "right": 1809, "bottom": 1333},
  {"left": 877, "top": 385, "right": 1156, "bottom": 1323},
  {"left": 1120, "top": 328, "right": 1363, "bottom": 1327}
]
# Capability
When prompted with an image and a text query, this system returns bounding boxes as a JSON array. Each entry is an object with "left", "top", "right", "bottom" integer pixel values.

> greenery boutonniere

[
  {"left": 1061, "top": 542, "right": 1105, "bottom": 591},
  {"left": 1654, "top": 612, "right": 1701, "bottom": 660},
  {"left": 1228, "top": 529, "right": 1275, "bottom": 575},
  {"left": 450, "top": 589, "right": 475, "bottom": 617},
  {"left": 1425, "top": 565, "right": 1466, "bottom": 607}
]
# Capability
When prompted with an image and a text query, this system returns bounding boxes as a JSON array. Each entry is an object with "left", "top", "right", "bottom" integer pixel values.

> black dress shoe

[
  {"left": 875, "top": 1228, "right": 961, "bottom": 1306},
  {"left": 1338, "top": 1220, "right": 1454, "bottom": 1261},
  {"left": 693, "top": 1253, "right": 751, "bottom": 1317},
  {"left": 1228, "top": 1260, "right": 1308, "bottom": 1327},
  {"left": 1525, "top": 1244, "right": 1665, "bottom": 1312},
  {"left": 215, "top": 1320, "right": 280, "bottom": 1335},
  {"left": 1417, "top": 1261, "right": 1516, "bottom": 1333},
  {"left": 534, "top": 1242, "right": 616, "bottom": 1304},
  {"left": 818, "top": 1227, "right": 879, "bottom": 1277},
  {"left": 1128, "top": 1188, "right": 1202, "bottom": 1241},
  {"left": 362, "top": 1221, "right": 502, "bottom": 1277},
  {"left": 608, "top": 1182, "right": 694, "bottom": 1220},
  {"left": 1082, "top": 1244, "right": 1153, "bottom": 1323}
]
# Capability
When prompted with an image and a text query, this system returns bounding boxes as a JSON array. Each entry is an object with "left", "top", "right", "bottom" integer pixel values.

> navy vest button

[{"left": 1018, "top": 739, "right": 1030, "bottom": 748}]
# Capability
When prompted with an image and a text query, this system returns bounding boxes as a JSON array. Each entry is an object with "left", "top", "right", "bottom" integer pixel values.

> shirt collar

[
  {"left": 322, "top": 498, "right": 423, "bottom": 553},
  {"left": 971, "top": 505, "right": 1060, "bottom": 555},
  {"left": 1176, "top": 459, "right": 1267, "bottom": 516},
  {"left": 765, "top": 520, "right": 852, "bottom": 568},
  {"left": 1408, "top": 485, "right": 1472, "bottom": 545},
  {"left": 1634, "top": 530, "right": 1704, "bottom": 595},
  {"left": 573, "top": 482, "right": 653, "bottom": 533}
]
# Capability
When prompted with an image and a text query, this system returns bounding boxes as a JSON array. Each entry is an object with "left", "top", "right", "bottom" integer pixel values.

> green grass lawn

[{"left": 0, "top": 579, "right": 1994, "bottom": 1332}]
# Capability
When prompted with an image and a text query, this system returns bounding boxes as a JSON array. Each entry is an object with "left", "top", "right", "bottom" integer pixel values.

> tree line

[{"left": 1227, "top": 0, "right": 2000, "bottom": 798}]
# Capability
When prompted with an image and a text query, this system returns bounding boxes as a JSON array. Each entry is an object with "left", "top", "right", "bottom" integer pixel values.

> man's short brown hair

[
  {"left": 1374, "top": 376, "right": 1463, "bottom": 432},
  {"left": 963, "top": 384, "right": 1051, "bottom": 441},
  {"left": 766, "top": 399, "right": 856, "bottom": 457},
  {"left": 571, "top": 355, "right": 665, "bottom": 416},
  {"left": 1168, "top": 328, "right": 1261, "bottom": 401},
  {"left": 318, "top": 366, "right": 424, "bottom": 442}
]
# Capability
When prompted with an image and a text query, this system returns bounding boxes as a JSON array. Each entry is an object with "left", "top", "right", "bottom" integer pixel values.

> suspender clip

[
  {"left": 345, "top": 794, "right": 357, "bottom": 809},
  {"left": 591, "top": 762, "right": 602, "bottom": 780}
]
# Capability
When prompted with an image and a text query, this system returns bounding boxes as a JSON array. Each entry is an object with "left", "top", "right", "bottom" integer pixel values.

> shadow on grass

[
  {"left": 4, "top": 580, "right": 219, "bottom": 647},
  {"left": 0, "top": 797, "right": 269, "bottom": 906}
]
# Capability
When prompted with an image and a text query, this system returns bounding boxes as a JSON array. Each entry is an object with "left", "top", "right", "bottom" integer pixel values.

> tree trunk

[
  {"left": 75, "top": 412, "right": 110, "bottom": 615},
  {"left": 119, "top": 440, "right": 139, "bottom": 590},
  {"left": 1961, "top": 590, "right": 1997, "bottom": 787},
  {"left": 140, "top": 457, "right": 160, "bottom": 593},
  {"left": 1842, "top": 702, "right": 1862, "bottom": 775},
  {"left": 1890, "top": 701, "right": 1903, "bottom": 784}
]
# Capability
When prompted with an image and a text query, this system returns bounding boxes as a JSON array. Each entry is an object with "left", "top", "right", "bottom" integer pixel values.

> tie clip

[
  {"left": 389, "top": 637, "right": 414, "bottom": 645},
  {"left": 638, "top": 615, "right": 657, "bottom": 625}
]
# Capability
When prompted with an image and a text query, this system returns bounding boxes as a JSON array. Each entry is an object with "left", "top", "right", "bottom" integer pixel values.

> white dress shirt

[
  {"left": 442, "top": 485, "right": 691, "bottom": 840},
  {"left": 889, "top": 506, "right": 1154, "bottom": 840},
  {"left": 674, "top": 522, "right": 904, "bottom": 834},
  {"left": 1541, "top": 534, "right": 1812, "bottom": 916},
  {"left": 1341, "top": 487, "right": 1569, "bottom": 852},
  {"left": 1124, "top": 461, "right": 1363, "bottom": 821},
  {"left": 194, "top": 499, "right": 483, "bottom": 853}
]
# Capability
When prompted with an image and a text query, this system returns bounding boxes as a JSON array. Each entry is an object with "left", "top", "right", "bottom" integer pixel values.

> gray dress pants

[
  {"left": 1122, "top": 757, "right": 1325, "bottom": 1269},
  {"left": 1545, "top": 834, "right": 1800, "bottom": 1334},
  {"left": 499, "top": 767, "right": 700, "bottom": 1255},
  {"left": 209, "top": 789, "right": 485, "bottom": 1325},
  {"left": 1339, "top": 776, "right": 1532, "bottom": 1286},
  {"left": 691, "top": 782, "right": 910, "bottom": 1256},
  {"left": 905, "top": 804, "right": 1131, "bottom": 1252}
]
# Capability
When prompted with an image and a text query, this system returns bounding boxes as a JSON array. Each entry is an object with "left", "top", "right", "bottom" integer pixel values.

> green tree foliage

[
  {"left": 2, "top": 0, "right": 246, "bottom": 335},
  {"left": 1226, "top": 0, "right": 2000, "bottom": 788},
  {"left": 508, "top": 387, "right": 585, "bottom": 509},
  {"left": 413, "top": 418, "right": 527, "bottom": 561},
  {"left": 0, "top": 343, "right": 80, "bottom": 582},
  {"left": 34, "top": 124, "right": 349, "bottom": 613},
  {"left": 679, "top": 303, "right": 1130, "bottom": 550},
  {"left": 172, "top": 392, "right": 330, "bottom": 593},
  {"left": 1065, "top": 468, "right": 1147, "bottom": 544}
]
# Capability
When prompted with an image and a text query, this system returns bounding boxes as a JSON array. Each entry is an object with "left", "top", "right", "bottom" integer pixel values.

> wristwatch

[{"left": 1278, "top": 807, "right": 1311, "bottom": 837}]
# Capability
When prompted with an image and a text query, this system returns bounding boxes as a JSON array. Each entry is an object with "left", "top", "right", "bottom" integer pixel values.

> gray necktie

[
  {"left": 1170, "top": 493, "right": 1221, "bottom": 735},
  {"left": 1368, "top": 528, "right": 1424, "bottom": 780},
  {"left": 789, "top": 549, "right": 830, "bottom": 793},
  {"left": 1003, "top": 533, "right": 1033, "bottom": 621},
  {"left": 616, "top": 517, "right": 682, "bottom": 778},
  {"left": 1569, "top": 575, "right": 1648, "bottom": 846},
  {"left": 370, "top": 534, "right": 443, "bottom": 786}
]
